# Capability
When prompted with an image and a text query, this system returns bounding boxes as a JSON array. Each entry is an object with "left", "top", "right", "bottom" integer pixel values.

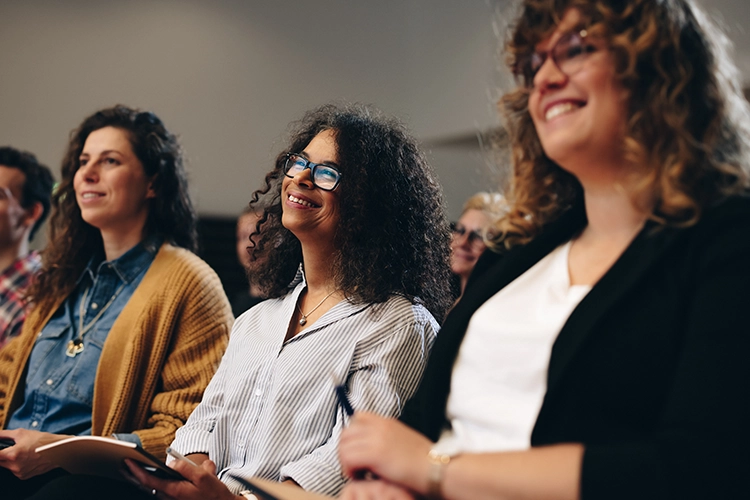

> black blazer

[{"left": 402, "top": 195, "right": 750, "bottom": 500}]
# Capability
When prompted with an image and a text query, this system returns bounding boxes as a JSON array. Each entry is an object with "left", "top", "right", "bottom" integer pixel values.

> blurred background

[{"left": 1, "top": 0, "right": 747, "bottom": 296}]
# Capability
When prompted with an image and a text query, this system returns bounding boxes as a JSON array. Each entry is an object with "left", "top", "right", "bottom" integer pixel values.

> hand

[
  {"left": 125, "top": 457, "right": 238, "bottom": 500},
  {"left": 340, "top": 480, "right": 418, "bottom": 500},
  {"left": 338, "top": 412, "right": 432, "bottom": 494},
  {"left": 0, "top": 429, "right": 68, "bottom": 479}
]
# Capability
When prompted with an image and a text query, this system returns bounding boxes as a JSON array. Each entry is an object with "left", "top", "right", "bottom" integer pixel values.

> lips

[
  {"left": 288, "top": 194, "right": 320, "bottom": 208},
  {"left": 80, "top": 192, "right": 104, "bottom": 199},
  {"left": 543, "top": 100, "right": 585, "bottom": 121}
]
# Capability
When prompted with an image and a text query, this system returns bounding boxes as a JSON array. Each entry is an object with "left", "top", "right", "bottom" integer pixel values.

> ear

[
  {"left": 146, "top": 176, "right": 158, "bottom": 200},
  {"left": 20, "top": 202, "right": 44, "bottom": 232}
]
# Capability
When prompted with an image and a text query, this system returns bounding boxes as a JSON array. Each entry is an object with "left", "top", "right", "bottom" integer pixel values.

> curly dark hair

[
  {"left": 494, "top": 0, "right": 750, "bottom": 248},
  {"left": 248, "top": 103, "right": 454, "bottom": 320},
  {"left": 28, "top": 105, "right": 197, "bottom": 316},
  {"left": 0, "top": 146, "right": 55, "bottom": 239}
]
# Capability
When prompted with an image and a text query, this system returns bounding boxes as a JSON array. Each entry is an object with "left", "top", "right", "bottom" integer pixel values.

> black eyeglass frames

[
  {"left": 450, "top": 222, "right": 485, "bottom": 249},
  {"left": 283, "top": 153, "right": 342, "bottom": 191},
  {"left": 513, "top": 29, "right": 599, "bottom": 89}
]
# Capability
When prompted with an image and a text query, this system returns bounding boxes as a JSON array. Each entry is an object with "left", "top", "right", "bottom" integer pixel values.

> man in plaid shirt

[{"left": 0, "top": 147, "right": 54, "bottom": 349}]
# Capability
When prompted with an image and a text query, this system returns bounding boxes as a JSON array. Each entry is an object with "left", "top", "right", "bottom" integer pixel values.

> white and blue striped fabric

[{"left": 170, "top": 273, "right": 438, "bottom": 496}]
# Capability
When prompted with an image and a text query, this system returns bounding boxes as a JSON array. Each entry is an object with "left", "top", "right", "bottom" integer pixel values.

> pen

[
  {"left": 166, "top": 446, "right": 198, "bottom": 467},
  {"left": 335, "top": 383, "right": 354, "bottom": 416}
]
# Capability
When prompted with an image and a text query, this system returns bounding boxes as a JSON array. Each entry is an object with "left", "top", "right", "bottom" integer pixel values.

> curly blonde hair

[{"left": 493, "top": 0, "right": 750, "bottom": 249}]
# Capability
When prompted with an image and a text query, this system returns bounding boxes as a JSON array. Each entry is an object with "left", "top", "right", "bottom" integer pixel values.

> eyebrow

[
  {"left": 298, "top": 151, "right": 340, "bottom": 168},
  {"left": 79, "top": 149, "right": 125, "bottom": 158}
]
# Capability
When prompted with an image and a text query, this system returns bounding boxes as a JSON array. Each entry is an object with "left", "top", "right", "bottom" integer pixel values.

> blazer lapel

[
  {"left": 413, "top": 203, "right": 587, "bottom": 440},
  {"left": 546, "top": 221, "right": 685, "bottom": 393}
]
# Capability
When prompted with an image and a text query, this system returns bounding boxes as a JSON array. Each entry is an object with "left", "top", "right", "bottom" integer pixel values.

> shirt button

[
  {"left": 91, "top": 303, "right": 98, "bottom": 310},
  {"left": 255, "top": 389, "right": 263, "bottom": 397},
  {"left": 46, "top": 379, "right": 54, "bottom": 385},
  {"left": 31, "top": 421, "right": 38, "bottom": 427}
]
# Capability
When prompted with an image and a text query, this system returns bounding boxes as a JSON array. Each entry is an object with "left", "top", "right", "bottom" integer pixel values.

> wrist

[{"left": 425, "top": 448, "right": 456, "bottom": 500}]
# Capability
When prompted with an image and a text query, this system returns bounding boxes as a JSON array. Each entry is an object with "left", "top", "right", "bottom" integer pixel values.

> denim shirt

[{"left": 7, "top": 237, "right": 160, "bottom": 441}]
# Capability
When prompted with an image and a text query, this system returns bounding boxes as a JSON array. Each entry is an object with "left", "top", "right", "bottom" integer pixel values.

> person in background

[
  {"left": 450, "top": 192, "right": 507, "bottom": 295},
  {"left": 337, "top": 0, "right": 750, "bottom": 499},
  {"left": 230, "top": 207, "right": 265, "bottom": 317},
  {"left": 0, "top": 147, "right": 54, "bottom": 350},
  {"left": 0, "top": 105, "right": 232, "bottom": 499}
]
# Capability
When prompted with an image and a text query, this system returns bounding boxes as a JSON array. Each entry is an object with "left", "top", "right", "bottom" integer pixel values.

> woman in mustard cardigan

[{"left": 0, "top": 105, "right": 232, "bottom": 498}]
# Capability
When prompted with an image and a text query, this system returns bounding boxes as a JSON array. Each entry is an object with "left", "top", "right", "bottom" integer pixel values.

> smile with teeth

[
  {"left": 81, "top": 192, "right": 103, "bottom": 199},
  {"left": 288, "top": 194, "right": 319, "bottom": 208},
  {"left": 545, "top": 102, "right": 583, "bottom": 121}
]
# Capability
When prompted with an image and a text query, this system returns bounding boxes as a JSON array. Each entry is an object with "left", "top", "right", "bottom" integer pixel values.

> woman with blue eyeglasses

[
  {"left": 336, "top": 1, "right": 750, "bottom": 499},
  {"left": 31, "top": 103, "right": 454, "bottom": 500}
]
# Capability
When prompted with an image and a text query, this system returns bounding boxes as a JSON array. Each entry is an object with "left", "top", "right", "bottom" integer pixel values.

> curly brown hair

[
  {"left": 494, "top": 0, "right": 750, "bottom": 248},
  {"left": 28, "top": 105, "right": 197, "bottom": 318},
  {"left": 247, "top": 103, "right": 454, "bottom": 321}
]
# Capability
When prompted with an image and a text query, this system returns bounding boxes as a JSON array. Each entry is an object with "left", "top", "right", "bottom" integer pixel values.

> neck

[
  {"left": 579, "top": 179, "right": 652, "bottom": 241},
  {"left": 459, "top": 274, "right": 469, "bottom": 295},
  {"left": 100, "top": 227, "right": 145, "bottom": 262},
  {"left": 0, "top": 237, "right": 29, "bottom": 273},
  {"left": 300, "top": 243, "right": 337, "bottom": 294},
  {"left": 249, "top": 281, "right": 263, "bottom": 298}
]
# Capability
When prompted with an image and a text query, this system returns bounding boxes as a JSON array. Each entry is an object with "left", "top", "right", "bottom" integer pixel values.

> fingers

[
  {"left": 124, "top": 458, "right": 173, "bottom": 492},
  {"left": 340, "top": 480, "right": 416, "bottom": 500}
]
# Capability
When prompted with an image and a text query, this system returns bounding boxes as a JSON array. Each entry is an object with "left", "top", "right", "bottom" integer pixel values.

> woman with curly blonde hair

[{"left": 336, "top": 1, "right": 750, "bottom": 499}]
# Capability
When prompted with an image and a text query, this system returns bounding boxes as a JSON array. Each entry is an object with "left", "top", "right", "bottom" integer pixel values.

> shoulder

[
  {"left": 362, "top": 295, "right": 439, "bottom": 333},
  {"left": 676, "top": 194, "right": 750, "bottom": 254},
  {"left": 150, "top": 244, "right": 222, "bottom": 286},
  {"left": 697, "top": 193, "right": 750, "bottom": 231},
  {"left": 138, "top": 245, "right": 230, "bottom": 314}
]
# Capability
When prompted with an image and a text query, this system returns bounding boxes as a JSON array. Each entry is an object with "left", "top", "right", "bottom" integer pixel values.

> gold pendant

[{"left": 66, "top": 339, "right": 84, "bottom": 357}]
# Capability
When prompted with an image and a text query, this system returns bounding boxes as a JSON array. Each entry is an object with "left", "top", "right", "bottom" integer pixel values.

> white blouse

[{"left": 434, "top": 240, "right": 591, "bottom": 455}]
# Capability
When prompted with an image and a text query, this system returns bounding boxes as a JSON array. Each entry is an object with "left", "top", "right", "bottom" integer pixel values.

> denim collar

[{"left": 77, "top": 234, "right": 162, "bottom": 285}]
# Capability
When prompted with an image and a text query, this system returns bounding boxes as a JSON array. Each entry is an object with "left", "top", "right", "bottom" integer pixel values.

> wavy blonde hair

[{"left": 493, "top": 0, "right": 750, "bottom": 249}]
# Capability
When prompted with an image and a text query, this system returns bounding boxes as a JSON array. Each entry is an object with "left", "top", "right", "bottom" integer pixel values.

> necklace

[
  {"left": 296, "top": 289, "right": 339, "bottom": 326},
  {"left": 65, "top": 283, "right": 126, "bottom": 358}
]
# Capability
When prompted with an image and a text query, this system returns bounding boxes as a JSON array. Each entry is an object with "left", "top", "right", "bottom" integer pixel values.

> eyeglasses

[
  {"left": 513, "top": 29, "right": 599, "bottom": 89},
  {"left": 283, "top": 153, "right": 342, "bottom": 191},
  {"left": 450, "top": 222, "right": 485, "bottom": 250}
]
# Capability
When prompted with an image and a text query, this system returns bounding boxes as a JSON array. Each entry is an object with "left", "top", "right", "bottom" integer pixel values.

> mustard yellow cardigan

[{"left": 0, "top": 244, "right": 232, "bottom": 459}]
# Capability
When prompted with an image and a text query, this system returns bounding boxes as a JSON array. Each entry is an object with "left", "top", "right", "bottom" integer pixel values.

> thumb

[{"left": 201, "top": 459, "right": 217, "bottom": 475}]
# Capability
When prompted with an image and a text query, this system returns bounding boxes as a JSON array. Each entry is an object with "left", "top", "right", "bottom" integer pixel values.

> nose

[
  {"left": 291, "top": 166, "right": 315, "bottom": 189},
  {"left": 532, "top": 57, "right": 567, "bottom": 92},
  {"left": 453, "top": 231, "right": 472, "bottom": 249},
  {"left": 76, "top": 161, "right": 99, "bottom": 183}
]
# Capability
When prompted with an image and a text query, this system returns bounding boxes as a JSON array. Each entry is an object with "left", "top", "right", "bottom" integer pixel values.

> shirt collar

[{"left": 78, "top": 235, "right": 161, "bottom": 285}]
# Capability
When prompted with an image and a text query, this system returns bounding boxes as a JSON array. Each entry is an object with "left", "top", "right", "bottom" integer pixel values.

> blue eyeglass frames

[{"left": 283, "top": 153, "right": 342, "bottom": 191}]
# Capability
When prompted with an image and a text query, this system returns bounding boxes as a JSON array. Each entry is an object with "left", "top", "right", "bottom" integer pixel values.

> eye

[
  {"left": 289, "top": 156, "right": 307, "bottom": 172},
  {"left": 103, "top": 157, "right": 120, "bottom": 166},
  {"left": 315, "top": 166, "right": 339, "bottom": 182},
  {"left": 528, "top": 52, "right": 545, "bottom": 77}
]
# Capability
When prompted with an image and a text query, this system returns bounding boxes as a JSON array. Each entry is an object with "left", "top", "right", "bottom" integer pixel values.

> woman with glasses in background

[
  {"left": 32, "top": 103, "right": 453, "bottom": 499},
  {"left": 450, "top": 192, "right": 507, "bottom": 296},
  {"left": 337, "top": 1, "right": 750, "bottom": 499}
]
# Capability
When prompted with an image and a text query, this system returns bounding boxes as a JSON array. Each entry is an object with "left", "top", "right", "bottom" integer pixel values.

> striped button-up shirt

[{"left": 170, "top": 273, "right": 438, "bottom": 496}]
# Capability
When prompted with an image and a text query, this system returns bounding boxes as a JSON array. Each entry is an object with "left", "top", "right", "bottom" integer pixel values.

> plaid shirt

[{"left": 0, "top": 251, "right": 41, "bottom": 349}]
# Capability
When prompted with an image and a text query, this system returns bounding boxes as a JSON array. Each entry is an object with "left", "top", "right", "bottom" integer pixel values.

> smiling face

[
  {"left": 450, "top": 208, "right": 490, "bottom": 281},
  {"left": 528, "top": 8, "right": 629, "bottom": 181},
  {"left": 281, "top": 129, "right": 341, "bottom": 247},
  {"left": 74, "top": 126, "right": 155, "bottom": 236}
]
